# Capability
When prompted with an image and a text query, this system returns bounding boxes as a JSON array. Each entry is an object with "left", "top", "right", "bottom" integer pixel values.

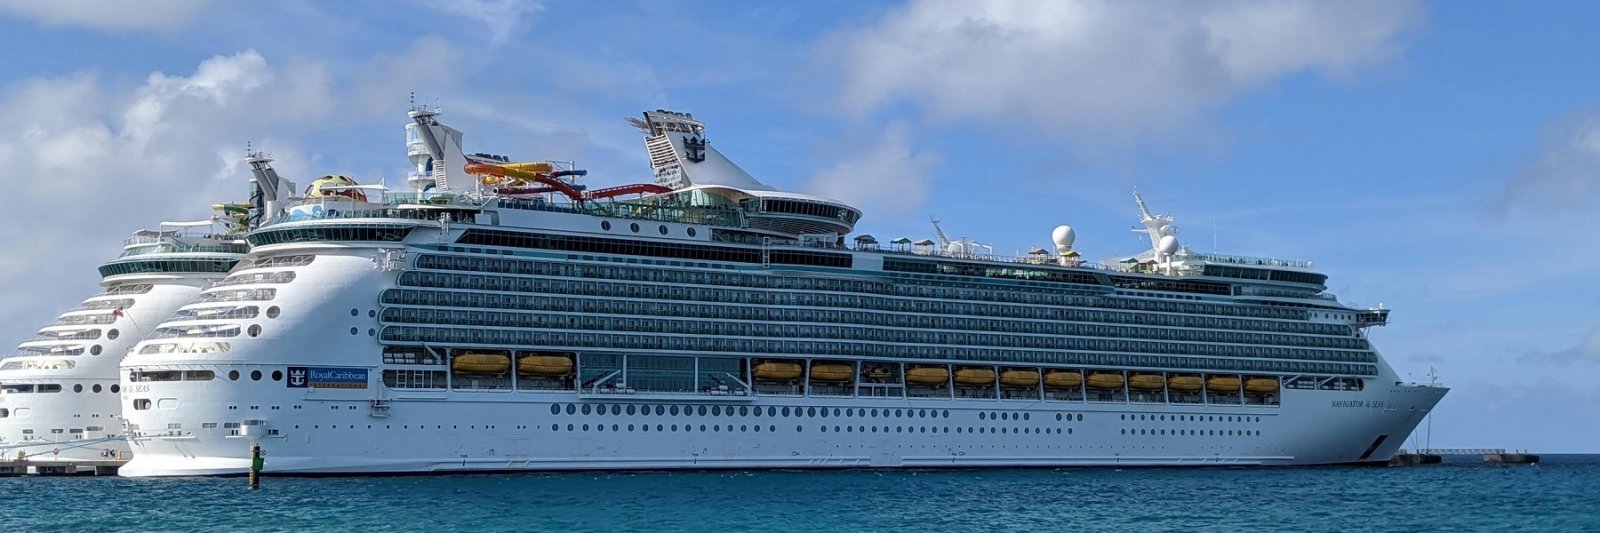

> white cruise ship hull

[{"left": 119, "top": 378, "right": 1444, "bottom": 476}]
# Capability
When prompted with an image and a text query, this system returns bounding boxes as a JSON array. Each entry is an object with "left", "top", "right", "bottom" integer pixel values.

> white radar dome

[
  {"left": 1158, "top": 235, "right": 1180, "bottom": 255},
  {"left": 1051, "top": 225, "right": 1077, "bottom": 249}
]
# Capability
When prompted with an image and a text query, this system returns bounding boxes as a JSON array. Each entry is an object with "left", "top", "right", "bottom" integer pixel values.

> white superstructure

[
  {"left": 117, "top": 108, "right": 1446, "bottom": 476},
  {"left": 0, "top": 220, "right": 246, "bottom": 469}
]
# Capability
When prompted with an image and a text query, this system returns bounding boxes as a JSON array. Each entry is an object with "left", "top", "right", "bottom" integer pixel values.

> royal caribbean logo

[{"left": 285, "top": 366, "right": 368, "bottom": 389}]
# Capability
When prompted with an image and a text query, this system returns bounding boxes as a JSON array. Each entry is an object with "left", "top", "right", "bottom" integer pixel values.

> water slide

[{"left": 465, "top": 163, "right": 670, "bottom": 201}]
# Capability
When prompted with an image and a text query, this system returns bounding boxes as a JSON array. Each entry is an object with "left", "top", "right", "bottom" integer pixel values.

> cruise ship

[
  {"left": 0, "top": 217, "right": 248, "bottom": 470},
  {"left": 118, "top": 107, "right": 1448, "bottom": 476}
]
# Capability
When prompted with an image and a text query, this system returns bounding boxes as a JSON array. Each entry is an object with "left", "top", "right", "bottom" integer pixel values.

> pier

[
  {"left": 1391, "top": 449, "right": 1539, "bottom": 466},
  {"left": 0, "top": 459, "right": 122, "bottom": 476}
]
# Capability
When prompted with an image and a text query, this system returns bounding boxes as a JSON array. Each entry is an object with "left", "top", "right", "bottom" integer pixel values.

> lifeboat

[
  {"left": 1245, "top": 377, "right": 1280, "bottom": 394},
  {"left": 1207, "top": 376, "right": 1242, "bottom": 393},
  {"left": 453, "top": 353, "right": 510, "bottom": 374},
  {"left": 1168, "top": 375, "right": 1204, "bottom": 392},
  {"left": 753, "top": 362, "right": 803, "bottom": 381},
  {"left": 1086, "top": 372, "right": 1124, "bottom": 390},
  {"left": 1044, "top": 371, "right": 1084, "bottom": 389},
  {"left": 1128, "top": 374, "right": 1166, "bottom": 390},
  {"left": 905, "top": 366, "right": 949, "bottom": 385},
  {"left": 809, "top": 363, "right": 854, "bottom": 383},
  {"left": 954, "top": 368, "right": 996, "bottom": 385},
  {"left": 999, "top": 370, "right": 1039, "bottom": 388},
  {"left": 517, "top": 355, "right": 573, "bottom": 376}
]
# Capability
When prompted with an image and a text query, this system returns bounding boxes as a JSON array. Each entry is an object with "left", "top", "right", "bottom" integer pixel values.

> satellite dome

[
  {"left": 1158, "top": 235, "right": 1179, "bottom": 255},
  {"left": 1051, "top": 225, "right": 1076, "bottom": 248}
]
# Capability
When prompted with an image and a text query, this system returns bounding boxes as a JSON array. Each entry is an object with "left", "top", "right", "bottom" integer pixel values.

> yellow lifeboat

[
  {"left": 1044, "top": 371, "right": 1084, "bottom": 389},
  {"left": 453, "top": 353, "right": 510, "bottom": 374},
  {"left": 753, "top": 362, "right": 803, "bottom": 381},
  {"left": 1168, "top": 375, "right": 1204, "bottom": 392},
  {"left": 1128, "top": 374, "right": 1166, "bottom": 390},
  {"left": 999, "top": 370, "right": 1039, "bottom": 388},
  {"left": 517, "top": 355, "right": 573, "bottom": 376},
  {"left": 905, "top": 366, "right": 950, "bottom": 385},
  {"left": 809, "top": 363, "right": 854, "bottom": 383},
  {"left": 1245, "top": 377, "right": 1280, "bottom": 394},
  {"left": 1207, "top": 376, "right": 1242, "bottom": 393},
  {"left": 954, "top": 368, "right": 996, "bottom": 385},
  {"left": 1086, "top": 372, "right": 1124, "bottom": 390}
]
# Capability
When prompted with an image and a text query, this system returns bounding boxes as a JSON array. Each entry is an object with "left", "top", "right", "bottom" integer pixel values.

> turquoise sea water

[{"left": 2, "top": 456, "right": 1597, "bottom": 532}]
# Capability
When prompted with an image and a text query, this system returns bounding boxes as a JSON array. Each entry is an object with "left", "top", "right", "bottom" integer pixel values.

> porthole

[
  {"left": 655, "top": 405, "right": 665, "bottom": 415},
  {"left": 266, "top": 307, "right": 280, "bottom": 319},
  {"left": 687, "top": 228, "right": 697, "bottom": 237},
  {"left": 611, "top": 405, "right": 622, "bottom": 415},
  {"left": 658, "top": 225, "right": 668, "bottom": 235},
  {"left": 110, "top": 384, "right": 120, "bottom": 393},
  {"left": 248, "top": 325, "right": 262, "bottom": 337},
  {"left": 739, "top": 406, "right": 749, "bottom": 416},
  {"left": 229, "top": 370, "right": 241, "bottom": 381},
  {"left": 350, "top": 308, "right": 359, "bottom": 316},
  {"left": 670, "top": 406, "right": 679, "bottom": 416},
  {"left": 698, "top": 406, "right": 708, "bottom": 416},
  {"left": 92, "top": 384, "right": 102, "bottom": 393},
  {"left": 73, "top": 384, "right": 83, "bottom": 393},
  {"left": 782, "top": 407, "right": 791, "bottom": 417},
  {"left": 629, "top": 223, "right": 640, "bottom": 233},
  {"left": 368, "top": 310, "right": 376, "bottom": 318},
  {"left": 712, "top": 405, "right": 722, "bottom": 416},
  {"left": 582, "top": 404, "right": 592, "bottom": 415},
  {"left": 368, "top": 328, "right": 376, "bottom": 337},
  {"left": 551, "top": 404, "right": 561, "bottom": 415},
  {"left": 567, "top": 404, "right": 577, "bottom": 415},
  {"left": 808, "top": 407, "right": 817, "bottom": 417},
  {"left": 350, "top": 327, "right": 358, "bottom": 335},
  {"left": 90, "top": 345, "right": 102, "bottom": 356},
  {"left": 583, "top": 424, "right": 590, "bottom": 431},
  {"left": 250, "top": 370, "right": 262, "bottom": 381},
  {"left": 107, "top": 329, "right": 120, "bottom": 340},
  {"left": 601, "top": 221, "right": 612, "bottom": 231},
  {"left": 627, "top": 405, "right": 637, "bottom": 415},
  {"left": 612, "top": 424, "right": 619, "bottom": 432},
  {"left": 1056, "top": 413, "right": 1063, "bottom": 421}
]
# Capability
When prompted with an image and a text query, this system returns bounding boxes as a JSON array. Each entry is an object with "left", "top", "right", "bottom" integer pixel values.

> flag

[{"left": 113, "top": 309, "right": 125, "bottom": 318}]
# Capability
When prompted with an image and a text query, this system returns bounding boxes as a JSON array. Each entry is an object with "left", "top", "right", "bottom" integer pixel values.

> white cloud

[
  {"left": 801, "top": 121, "right": 942, "bottom": 217},
  {"left": 1496, "top": 107, "right": 1600, "bottom": 214},
  {"left": 423, "top": 0, "right": 543, "bottom": 46},
  {"left": 0, "top": 0, "right": 209, "bottom": 31},
  {"left": 0, "top": 50, "right": 338, "bottom": 346},
  {"left": 817, "top": 0, "right": 1420, "bottom": 141}
]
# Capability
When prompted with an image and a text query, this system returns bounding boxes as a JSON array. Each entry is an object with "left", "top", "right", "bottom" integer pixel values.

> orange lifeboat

[
  {"left": 1207, "top": 376, "right": 1242, "bottom": 393},
  {"left": 1128, "top": 374, "right": 1165, "bottom": 390},
  {"left": 453, "top": 353, "right": 510, "bottom": 374},
  {"left": 999, "top": 370, "right": 1039, "bottom": 388},
  {"left": 954, "top": 368, "right": 996, "bottom": 385},
  {"left": 906, "top": 366, "right": 950, "bottom": 385},
  {"left": 1245, "top": 377, "right": 1280, "bottom": 394},
  {"left": 517, "top": 355, "right": 573, "bottom": 376},
  {"left": 809, "top": 363, "right": 854, "bottom": 383},
  {"left": 1086, "top": 372, "right": 1124, "bottom": 390},
  {"left": 1168, "top": 375, "right": 1204, "bottom": 392},
  {"left": 1044, "top": 371, "right": 1084, "bottom": 389},
  {"left": 753, "top": 362, "right": 803, "bottom": 381}
]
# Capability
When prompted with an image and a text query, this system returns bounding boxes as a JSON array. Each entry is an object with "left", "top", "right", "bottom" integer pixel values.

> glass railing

[
  {"left": 117, "top": 243, "right": 248, "bottom": 258},
  {"left": 1180, "top": 252, "right": 1313, "bottom": 269}
]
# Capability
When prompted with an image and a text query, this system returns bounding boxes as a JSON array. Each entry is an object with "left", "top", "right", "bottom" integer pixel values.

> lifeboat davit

[
  {"left": 1168, "top": 375, "right": 1204, "bottom": 392},
  {"left": 1245, "top": 377, "right": 1280, "bottom": 394},
  {"left": 754, "top": 362, "right": 803, "bottom": 381},
  {"left": 518, "top": 355, "right": 573, "bottom": 376},
  {"left": 1044, "top": 371, "right": 1084, "bottom": 389},
  {"left": 905, "top": 366, "right": 950, "bottom": 385},
  {"left": 999, "top": 370, "right": 1039, "bottom": 388},
  {"left": 453, "top": 353, "right": 510, "bottom": 374},
  {"left": 1086, "top": 372, "right": 1124, "bottom": 390},
  {"left": 1207, "top": 376, "right": 1242, "bottom": 393},
  {"left": 1128, "top": 374, "right": 1165, "bottom": 390},
  {"left": 954, "top": 368, "right": 996, "bottom": 385},
  {"left": 809, "top": 363, "right": 854, "bottom": 383}
]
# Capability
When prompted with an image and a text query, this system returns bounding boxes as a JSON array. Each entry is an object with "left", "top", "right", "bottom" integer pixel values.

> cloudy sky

[{"left": 0, "top": 0, "right": 1595, "bottom": 451}]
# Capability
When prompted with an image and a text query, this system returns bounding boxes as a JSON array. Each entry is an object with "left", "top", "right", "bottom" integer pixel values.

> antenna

[{"left": 931, "top": 217, "right": 952, "bottom": 249}]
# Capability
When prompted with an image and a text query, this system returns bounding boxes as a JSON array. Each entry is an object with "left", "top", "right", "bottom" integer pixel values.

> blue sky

[{"left": 0, "top": 0, "right": 1595, "bottom": 451}]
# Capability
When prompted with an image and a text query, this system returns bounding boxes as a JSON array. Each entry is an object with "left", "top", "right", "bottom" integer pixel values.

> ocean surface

[{"left": 2, "top": 456, "right": 1597, "bottom": 532}]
